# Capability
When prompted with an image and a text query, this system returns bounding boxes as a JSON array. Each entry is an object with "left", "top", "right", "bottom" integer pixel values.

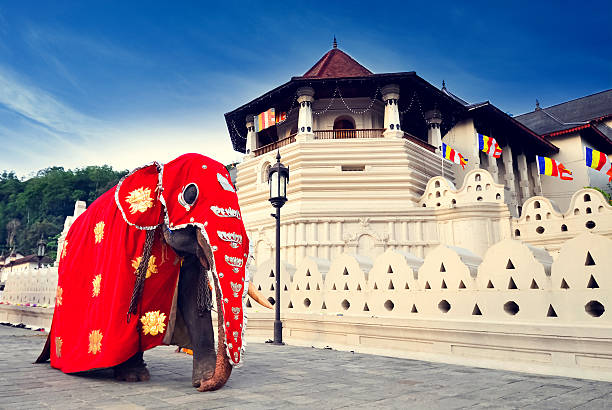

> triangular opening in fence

[
  {"left": 306, "top": 269, "right": 311, "bottom": 276},
  {"left": 288, "top": 301, "right": 293, "bottom": 308},
  {"left": 344, "top": 283, "right": 349, "bottom": 291},
  {"left": 356, "top": 284, "right": 361, "bottom": 291},
  {"left": 508, "top": 277, "right": 517, "bottom": 289},
  {"left": 295, "top": 284, "right": 299, "bottom": 291},
  {"left": 363, "top": 303, "right": 370, "bottom": 312},
  {"left": 284, "top": 285, "right": 288, "bottom": 291},
  {"left": 506, "top": 259, "right": 515, "bottom": 269},
  {"left": 343, "top": 268, "right": 349, "bottom": 275},
  {"left": 269, "top": 270, "right": 275, "bottom": 277},
  {"left": 373, "top": 282, "right": 378, "bottom": 290},
  {"left": 459, "top": 280, "right": 466, "bottom": 289},
  {"left": 472, "top": 304, "right": 482, "bottom": 315},
  {"left": 322, "top": 302, "right": 327, "bottom": 309},
  {"left": 306, "top": 283, "right": 310, "bottom": 290},
  {"left": 388, "top": 280, "right": 395, "bottom": 290},
  {"left": 425, "top": 281, "right": 431, "bottom": 289},
  {"left": 547, "top": 304, "right": 558, "bottom": 317},
  {"left": 257, "top": 285, "right": 262, "bottom": 291},
  {"left": 487, "top": 280, "right": 494, "bottom": 288},
  {"left": 270, "top": 284, "right": 274, "bottom": 291},
  {"left": 387, "top": 266, "right": 393, "bottom": 274},
  {"left": 332, "top": 283, "right": 337, "bottom": 290},
  {"left": 246, "top": 299, "right": 252, "bottom": 308},
  {"left": 530, "top": 279, "right": 539, "bottom": 289},
  {"left": 441, "top": 279, "right": 447, "bottom": 289},
  {"left": 405, "top": 283, "right": 410, "bottom": 289},
  {"left": 440, "top": 263, "right": 446, "bottom": 272},
  {"left": 411, "top": 304, "right": 418, "bottom": 313},
  {"left": 585, "top": 251, "right": 595, "bottom": 266},
  {"left": 316, "top": 283, "right": 320, "bottom": 290},
  {"left": 560, "top": 279, "right": 569, "bottom": 289},
  {"left": 587, "top": 275, "right": 599, "bottom": 289}
]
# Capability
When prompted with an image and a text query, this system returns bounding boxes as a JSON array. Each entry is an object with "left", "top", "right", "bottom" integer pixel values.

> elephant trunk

[
  {"left": 197, "top": 271, "right": 232, "bottom": 392},
  {"left": 194, "top": 228, "right": 232, "bottom": 392}
]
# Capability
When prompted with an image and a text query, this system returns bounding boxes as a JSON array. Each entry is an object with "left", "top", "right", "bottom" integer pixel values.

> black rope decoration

[
  {"left": 127, "top": 228, "right": 156, "bottom": 322},
  {"left": 197, "top": 264, "right": 213, "bottom": 317}
]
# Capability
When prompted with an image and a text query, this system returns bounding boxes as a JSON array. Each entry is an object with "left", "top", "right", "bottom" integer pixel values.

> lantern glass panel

[
  {"left": 270, "top": 172, "right": 279, "bottom": 198},
  {"left": 279, "top": 174, "right": 286, "bottom": 198}
]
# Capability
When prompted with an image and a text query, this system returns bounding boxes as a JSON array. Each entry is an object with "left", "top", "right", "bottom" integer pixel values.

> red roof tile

[{"left": 301, "top": 48, "right": 373, "bottom": 79}]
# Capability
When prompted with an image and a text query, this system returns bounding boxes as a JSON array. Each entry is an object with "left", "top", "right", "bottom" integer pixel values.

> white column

[
  {"left": 530, "top": 161, "right": 543, "bottom": 196},
  {"left": 296, "top": 87, "right": 315, "bottom": 142},
  {"left": 517, "top": 153, "right": 531, "bottom": 200},
  {"left": 502, "top": 145, "right": 519, "bottom": 214},
  {"left": 424, "top": 109, "right": 442, "bottom": 152},
  {"left": 382, "top": 84, "right": 403, "bottom": 138},
  {"left": 487, "top": 153, "right": 499, "bottom": 183},
  {"left": 245, "top": 115, "right": 257, "bottom": 157}
]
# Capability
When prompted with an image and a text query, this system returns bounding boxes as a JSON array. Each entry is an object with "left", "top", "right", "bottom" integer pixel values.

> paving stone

[{"left": 1, "top": 325, "right": 611, "bottom": 409}]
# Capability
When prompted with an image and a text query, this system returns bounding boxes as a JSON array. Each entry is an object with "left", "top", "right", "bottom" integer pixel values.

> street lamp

[
  {"left": 37, "top": 234, "right": 46, "bottom": 269},
  {"left": 268, "top": 150, "right": 289, "bottom": 345}
]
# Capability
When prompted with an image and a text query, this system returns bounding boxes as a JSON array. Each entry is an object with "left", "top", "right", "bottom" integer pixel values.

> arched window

[{"left": 333, "top": 116, "right": 356, "bottom": 139}]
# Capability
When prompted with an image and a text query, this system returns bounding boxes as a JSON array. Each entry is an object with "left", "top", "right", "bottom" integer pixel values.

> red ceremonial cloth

[{"left": 49, "top": 154, "right": 249, "bottom": 373}]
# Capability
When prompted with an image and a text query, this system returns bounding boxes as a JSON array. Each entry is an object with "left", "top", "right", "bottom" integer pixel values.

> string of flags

[
  {"left": 442, "top": 143, "right": 468, "bottom": 169},
  {"left": 254, "top": 108, "right": 288, "bottom": 132},
  {"left": 537, "top": 155, "right": 573, "bottom": 180},
  {"left": 585, "top": 147, "right": 612, "bottom": 182}
]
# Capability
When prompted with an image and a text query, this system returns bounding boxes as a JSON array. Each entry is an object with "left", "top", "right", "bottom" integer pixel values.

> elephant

[{"left": 36, "top": 153, "right": 271, "bottom": 391}]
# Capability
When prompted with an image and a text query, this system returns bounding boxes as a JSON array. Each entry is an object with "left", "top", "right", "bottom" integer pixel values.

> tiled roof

[
  {"left": 300, "top": 48, "right": 373, "bottom": 79},
  {"left": 515, "top": 89, "right": 612, "bottom": 135}
]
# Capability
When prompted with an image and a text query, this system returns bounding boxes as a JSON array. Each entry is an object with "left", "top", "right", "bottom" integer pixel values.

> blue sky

[{"left": 1, "top": 1, "right": 610, "bottom": 177}]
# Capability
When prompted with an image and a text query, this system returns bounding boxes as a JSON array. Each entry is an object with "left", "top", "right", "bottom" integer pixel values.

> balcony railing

[
  {"left": 402, "top": 133, "right": 436, "bottom": 153},
  {"left": 252, "top": 129, "right": 436, "bottom": 156},
  {"left": 253, "top": 134, "right": 296, "bottom": 157},
  {"left": 314, "top": 128, "right": 384, "bottom": 140}
]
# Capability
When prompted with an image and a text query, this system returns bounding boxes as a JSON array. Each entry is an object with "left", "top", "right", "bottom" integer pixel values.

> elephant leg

[
  {"left": 113, "top": 352, "right": 150, "bottom": 382},
  {"left": 178, "top": 255, "right": 216, "bottom": 387}
]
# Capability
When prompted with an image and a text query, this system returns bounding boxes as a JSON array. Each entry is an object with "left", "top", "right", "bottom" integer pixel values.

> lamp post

[
  {"left": 37, "top": 234, "right": 46, "bottom": 269},
  {"left": 268, "top": 150, "right": 289, "bottom": 345}
]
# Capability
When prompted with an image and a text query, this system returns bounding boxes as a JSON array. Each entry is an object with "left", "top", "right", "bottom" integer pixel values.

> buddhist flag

[
  {"left": 585, "top": 147, "right": 612, "bottom": 181},
  {"left": 276, "top": 111, "right": 287, "bottom": 124},
  {"left": 537, "top": 155, "right": 573, "bottom": 181},
  {"left": 442, "top": 143, "right": 468, "bottom": 169},
  {"left": 254, "top": 108, "right": 276, "bottom": 132},
  {"left": 478, "top": 133, "right": 502, "bottom": 158}
]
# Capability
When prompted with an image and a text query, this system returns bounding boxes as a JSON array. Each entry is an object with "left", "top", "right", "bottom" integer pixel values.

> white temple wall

[
  {"left": 543, "top": 134, "right": 590, "bottom": 210},
  {"left": 311, "top": 98, "right": 384, "bottom": 131},
  {"left": 245, "top": 233, "right": 612, "bottom": 381}
]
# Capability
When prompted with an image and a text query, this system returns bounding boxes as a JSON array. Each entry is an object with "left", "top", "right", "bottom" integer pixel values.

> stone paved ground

[{"left": 0, "top": 326, "right": 611, "bottom": 409}]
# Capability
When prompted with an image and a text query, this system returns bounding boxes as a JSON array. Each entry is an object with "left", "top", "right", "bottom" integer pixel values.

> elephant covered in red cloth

[{"left": 36, "top": 153, "right": 270, "bottom": 391}]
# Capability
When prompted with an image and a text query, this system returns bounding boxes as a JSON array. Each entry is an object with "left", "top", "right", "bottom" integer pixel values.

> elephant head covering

[{"left": 49, "top": 153, "right": 249, "bottom": 373}]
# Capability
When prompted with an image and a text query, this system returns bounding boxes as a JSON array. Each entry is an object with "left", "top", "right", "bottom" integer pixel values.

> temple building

[{"left": 224, "top": 41, "right": 612, "bottom": 267}]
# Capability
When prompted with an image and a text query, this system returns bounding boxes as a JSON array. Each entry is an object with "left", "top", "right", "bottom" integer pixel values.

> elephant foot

[
  {"left": 192, "top": 353, "right": 216, "bottom": 388},
  {"left": 114, "top": 352, "right": 150, "bottom": 382}
]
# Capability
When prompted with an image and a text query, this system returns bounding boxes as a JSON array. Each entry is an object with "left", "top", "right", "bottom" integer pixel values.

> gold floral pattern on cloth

[
  {"left": 125, "top": 187, "right": 154, "bottom": 214},
  {"left": 131, "top": 255, "right": 158, "bottom": 279},
  {"left": 61, "top": 241, "right": 68, "bottom": 259},
  {"left": 140, "top": 311, "right": 167, "bottom": 336},
  {"left": 88, "top": 330, "right": 103, "bottom": 354},
  {"left": 55, "top": 337, "right": 62, "bottom": 358},
  {"left": 56, "top": 286, "right": 63, "bottom": 306},
  {"left": 92, "top": 274, "right": 102, "bottom": 297},
  {"left": 94, "top": 221, "right": 105, "bottom": 244}
]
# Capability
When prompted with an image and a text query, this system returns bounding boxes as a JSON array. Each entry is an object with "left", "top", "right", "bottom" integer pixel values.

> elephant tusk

[{"left": 247, "top": 282, "right": 273, "bottom": 309}]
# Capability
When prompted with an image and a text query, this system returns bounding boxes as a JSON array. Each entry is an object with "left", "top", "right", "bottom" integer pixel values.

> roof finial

[
  {"left": 535, "top": 99, "right": 541, "bottom": 110},
  {"left": 333, "top": 36, "right": 337, "bottom": 49},
  {"left": 442, "top": 80, "right": 446, "bottom": 90}
]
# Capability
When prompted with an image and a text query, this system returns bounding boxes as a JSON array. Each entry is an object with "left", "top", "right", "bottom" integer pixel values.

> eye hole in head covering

[{"left": 178, "top": 183, "right": 199, "bottom": 211}]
